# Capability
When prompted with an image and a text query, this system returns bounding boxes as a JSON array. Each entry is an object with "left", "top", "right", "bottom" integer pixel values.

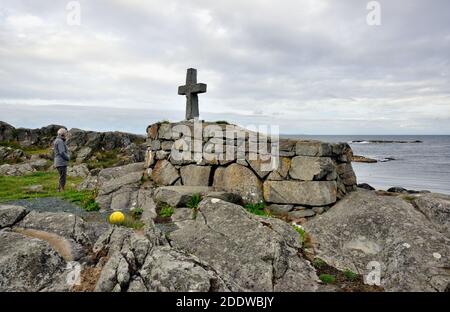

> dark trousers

[{"left": 57, "top": 166, "right": 67, "bottom": 191}]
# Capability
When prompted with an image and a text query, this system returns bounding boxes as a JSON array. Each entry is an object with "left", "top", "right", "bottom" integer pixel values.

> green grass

[
  {"left": 115, "top": 215, "right": 145, "bottom": 230},
  {"left": 131, "top": 207, "right": 144, "bottom": 219},
  {"left": 86, "top": 150, "right": 121, "bottom": 170},
  {"left": 312, "top": 258, "right": 327, "bottom": 269},
  {"left": 159, "top": 204, "right": 174, "bottom": 218},
  {"left": 214, "top": 120, "right": 229, "bottom": 125},
  {"left": 319, "top": 274, "right": 336, "bottom": 284},
  {"left": 0, "top": 171, "right": 99, "bottom": 211},
  {"left": 343, "top": 269, "right": 358, "bottom": 281},
  {"left": 187, "top": 193, "right": 202, "bottom": 209},
  {"left": 244, "top": 202, "right": 270, "bottom": 217},
  {"left": 292, "top": 224, "right": 306, "bottom": 242}
]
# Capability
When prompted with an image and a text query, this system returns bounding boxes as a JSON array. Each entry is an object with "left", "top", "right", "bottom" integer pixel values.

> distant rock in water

[
  {"left": 357, "top": 183, "right": 375, "bottom": 191},
  {"left": 350, "top": 140, "right": 423, "bottom": 144},
  {"left": 379, "top": 157, "right": 396, "bottom": 162},
  {"left": 352, "top": 155, "right": 377, "bottom": 163}
]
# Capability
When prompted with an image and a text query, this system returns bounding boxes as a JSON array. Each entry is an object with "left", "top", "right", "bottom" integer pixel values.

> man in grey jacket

[{"left": 54, "top": 128, "right": 70, "bottom": 192}]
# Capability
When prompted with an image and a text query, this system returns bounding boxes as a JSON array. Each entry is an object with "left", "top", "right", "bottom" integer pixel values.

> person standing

[{"left": 54, "top": 128, "right": 70, "bottom": 192}]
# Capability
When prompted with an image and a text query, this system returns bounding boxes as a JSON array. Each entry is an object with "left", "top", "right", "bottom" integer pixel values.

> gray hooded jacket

[{"left": 54, "top": 136, "right": 70, "bottom": 167}]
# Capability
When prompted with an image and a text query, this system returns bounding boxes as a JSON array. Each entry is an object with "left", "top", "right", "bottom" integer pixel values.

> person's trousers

[{"left": 56, "top": 166, "right": 67, "bottom": 191}]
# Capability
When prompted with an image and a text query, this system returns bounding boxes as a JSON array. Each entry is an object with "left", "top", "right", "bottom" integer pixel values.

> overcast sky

[{"left": 0, "top": 0, "right": 449, "bottom": 134}]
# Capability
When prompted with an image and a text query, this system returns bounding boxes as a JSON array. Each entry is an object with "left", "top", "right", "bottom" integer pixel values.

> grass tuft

[
  {"left": 159, "top": 204, "right": 174, "bottom": 218},
  {"left": 244, "top": 202, "right": 270, "bottom": 217},
  {"left": 343, "top": 269, "right": 358, "bottom": 281},
  {"left": 319, "top": 274, "right": 336, "bottom": 284}
]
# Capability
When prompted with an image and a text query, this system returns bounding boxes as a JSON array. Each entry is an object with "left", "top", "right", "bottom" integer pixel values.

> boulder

[
  {"left": 96, "top": 163, "right": 144, "bottom": 211},
  {"left": 0, "top": 231, "right": 67, "bottom": 292},
  {"left": 94, "top": 225, "right": 231, "bottom": 292},
  {"left": 266, "top": 157, "right": 291, "bottom": 181},
  {"left": 151, "top": 160, "right": 179, "bottom": 186},
  {"left": 289, "top": 156, "right": 335, "bottom": 181},
  {"left": 154, "top": 186, "right": 214, "bottom": 207},
  {"left": 295, "top": 141, "right": 332, "bottom": 157},
  {"left": 213, "top": 163, "right": 263, "bottom": 204},
  {"left": 75, "top": 147, "right": 93, "bottom": 163},
  {"left": 266, "top": 204, "right": 294, "bottom": 216},
  {"left": 305, "top": 190, "right": 450, "bottom": 292},
  {"left": 0, "top": 146, "right": 25, "bottom": 163},
  {"left": 358, "top": 183, "right": 375, "bottom": 191},
  {"left": 180, "top": 165, "right": 211, "bottom": 186},
  {"left": 170, "top": 199, "right": 319, "bottom": 291},
  {"left": 16, "top": 211, "right": 96, "bottom": 247},
  {"left": 263, "top": 181, "right": 337, "bottom": 206},
  {"left": 0, "top": 205, "right": 27, "bottom": 229},
  {"left": 67, "top": 164, "right": 90, "bottom": 178},
  {"left": 412, "top": 193, "right": 450, "bottom": 235}
]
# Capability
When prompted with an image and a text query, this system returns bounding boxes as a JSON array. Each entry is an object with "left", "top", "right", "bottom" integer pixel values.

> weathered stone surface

[
  {"left": 0, "top": 158, "right": 48, "bottom": 176},
  {"left": 154, "top": 186, "right": 214, "bottom": 207},
  {"left": 246, "top": 156, "right": 272, "bottom": 179},
  {"left": 205, "top": 191, "right": 243, "bottom": 204},
  {"left": 96, "top": 163, "right": 144, "bottom": 211},
  {"left": 266, "top": 157, "right": 291, "bottom": 181},
  {"left": 413, "top": 193, "right": 450, "bottom": 235},
  {"left": 180, "top": 165, "right": 211, "bottom": 186},
  {"left": 16, "top": 211, "right": 96, "bottom": 246},
  {"left": 151, "top": 160, "right": 179, "bottom": 186},
  {"left": 158, "top": 123, "right": 173, "bottom": 140},
  {"left": 170, "top": 199, "right": 319, "bottom": 291},
  {"left": 0, "top": 146, "right": 25, "bottom": 163},
  {"left": 289, "top": 156, "right": 335, "bottom": 181},
  {"left": 287, "top": 209, "right": 316, "bottom": 219},
  {"left": 67, "top": 164, "right": 90, "bottom": 178},
  {"left": 336, "top": 163, "right": 357, "bottom": 186},
  {"left": 147, "top": 124, "right": 159, "bottom": 140},
  {"left": 296, "top": 141, "right": 332, "bottom": 157},
  {"left": 75, "top": 147, "right": 92, "bottom": 164},
  {"left": 266, "top": 204, "right": 294, "bottom": 215},
  {"left": 213, "top": 164, "right": 263, "bottom": 204},
  {"left": 263, "top": 181, "right": 337, "bottom": 206},
  {"left": 305, "top": 190, "right": 450, "bottom": 292},
  {"left": 0, "top": 231, "right": 67, "bottom": 292},
  {"left": 139, "top": 246, "right": 230, "bottom": 292},
  {"left": 0, "top": 205, "right": 27, "bottom": 229}
]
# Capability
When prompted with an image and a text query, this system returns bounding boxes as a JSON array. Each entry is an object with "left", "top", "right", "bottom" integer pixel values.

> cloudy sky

[{"left": 0, "top": 0, "right": 449, "bottom": 134}]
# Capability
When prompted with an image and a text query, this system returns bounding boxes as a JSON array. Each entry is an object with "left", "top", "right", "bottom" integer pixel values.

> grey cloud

[{"left": 0, "top": 0, "right": 449, "bottom": 134}]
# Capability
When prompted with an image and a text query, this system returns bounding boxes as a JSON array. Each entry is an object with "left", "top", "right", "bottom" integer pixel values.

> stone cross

[{"left": 178, "top": 68, "right": 207, "bottom": 120}]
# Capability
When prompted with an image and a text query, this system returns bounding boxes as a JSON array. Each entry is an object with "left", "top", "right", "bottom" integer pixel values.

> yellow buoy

[{"left": 109, "top": 211, "right": 125, "bottom": 224}]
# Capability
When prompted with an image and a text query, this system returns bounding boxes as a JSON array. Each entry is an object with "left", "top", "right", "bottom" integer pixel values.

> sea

[{"left": 282, "top": 135, "right": 450, "bottom": 195}]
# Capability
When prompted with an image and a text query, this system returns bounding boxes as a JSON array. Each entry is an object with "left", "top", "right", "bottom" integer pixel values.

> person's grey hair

[{"left": 57, "top": 128, "right": 67, "bottom": 137}]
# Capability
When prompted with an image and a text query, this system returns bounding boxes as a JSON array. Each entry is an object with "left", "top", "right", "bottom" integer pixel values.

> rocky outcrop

[
  {"left": 0, "top": 205, "right": 28, "bottom": 229},
  {"left": 305, "top": 190, "right": 450, "bottom": 292},
  {"left": 0, "top": 121, "right": 146, "bottom": 171},
  {"left": 0, "top": 146, "right": 26, "bottom": 164},
  {"left": 66, "top": 128, "right": 146, "bottom": 165},
  {"left": 170, "top": 198, "right": 319, "bottom": 291},
  {"left": 92, "top": 162, "right": 145, "bottom": 211},
  {"left": 0, "top": 159, "right": 50, "bottom": 176},
  {"left": 0, "top": 231, "right": 68, "bottom": 292},
  {"left": 0, "top": 122, "right": 63, "bottom": 148},
  {"left": 412, "top": 193, "right": 450, "bottom": 235}
]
